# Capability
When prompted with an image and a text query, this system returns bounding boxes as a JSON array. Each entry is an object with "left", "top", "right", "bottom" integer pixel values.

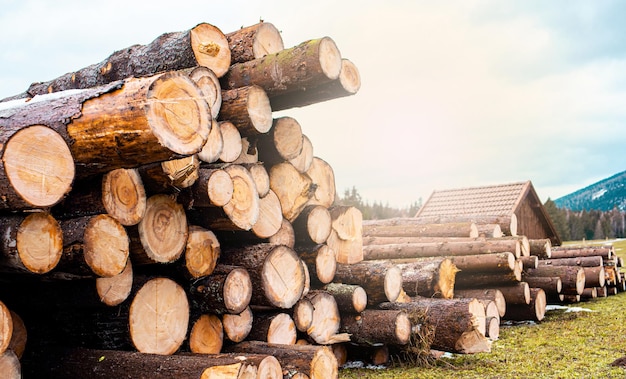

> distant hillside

[{"left": 554, "top": 170, "right": 626, "bottom": 211}]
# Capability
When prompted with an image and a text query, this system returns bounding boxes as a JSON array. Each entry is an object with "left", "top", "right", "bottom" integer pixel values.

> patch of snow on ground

[
  {"left": 342, "top": 361, "right": 386, "bottom": 370},
  {"left": 545, "top": 305, "right": 595, "bottom": 313}
]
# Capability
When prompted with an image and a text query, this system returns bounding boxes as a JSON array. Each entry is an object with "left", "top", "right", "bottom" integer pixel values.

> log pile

[
  {"left": 0, "top": 20, "right": 372, "bottom": 378},
  {"left": 1, "top": 18, "right": 623, "bottom": 378}
]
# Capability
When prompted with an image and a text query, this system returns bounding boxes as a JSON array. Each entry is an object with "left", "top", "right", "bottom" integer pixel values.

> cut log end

[
  {"left": 252, "top": 190, "right": 283, "bottom": 238},
  {"left": 190, "top": 23, "right": 231, "bottom": 78},
  {"left": 138, "top": 194, "right": 188, "bottom": 263},
  {"left": 190, "top": 314, "right": 223, "bottom": 354},
  {"left": 252, "top": 22, "right": 284, "bottom": 58},
  {"left": 0, "top": 301, "right": 12, "bottom": 355},
  {"left": 318, "top": 37, "right": 342, "bottom": 80},
  {"left": 314, "top": 245, "right": 336, "bottom": 284},
  {"left": 83, "top": 214, "right": 130, "bottom": 277},
  {"left": 4, "top": 125, "right": 74, "bottom": 208},
  {"left": 262, "top": 246, "right": 306, "bottom": 309},
  {"left": 224, "top": 268, "right": 253, "bottom": 314},
  {"left": 223, "top": 165, "right": 260, "bottom": 230},
  {"left": 102, "top": 168, "right": 147, "bottom": 226},
  {"left": 271, "top": 117, "right": 304, "bottom": 161},
  {"left": 353, "top": 286, "right": 368, "bottom": 313},
  {"left": 185, "top": 226, "right": 221, "bottom": 278},
  {"left": 129, "top": 277, "right": 189, "bottom": 355},
  {"left": 257, "top": 355, "right": 282, "bottom": 379},
  {"left": 338, "top": 59, "right": 361, "bottom": 94},
  {"left": 16, "top": 212, "right": 63, "bottom": 274},
  {"left": 267, "top": 313, "right": 297, "bottom": 345},
  {"left": 198, "top": 120, "right": 224, "bottom": 163},
  {"left": 395, "top": 311, "right": 413, "bottom": 345},
  {"left": 310, "top": 346, "right": 339, "bottom": 379},
  {"left": 435, "top": 259, "right": 459, "bottom": 299},
  {"left": 246, "top": 85, "right": 273, "bottom": 134},
  {"left": 384, "top": 265, "right": 403, "bottom": 303},
  {"left": 146, "top": 73, "right": 210, "bottom": 155},
  {"left": 222, "top": 306, "right": 253, "bottom": 343},
  {"left": 0, "top": 350, "right": 20, "bottom": 379},
  {"left": 96, "top": 259, "right": 133, "bottom": 306}
]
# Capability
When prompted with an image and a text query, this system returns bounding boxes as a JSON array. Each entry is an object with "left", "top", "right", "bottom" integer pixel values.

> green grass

[{"left": 339, "top": 239, "right": 626, "bottom": 379}]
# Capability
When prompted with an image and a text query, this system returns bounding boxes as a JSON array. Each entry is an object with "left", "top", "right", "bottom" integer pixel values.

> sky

[{"left": 2, "top": 0, "right": 626, "bottom": 208}]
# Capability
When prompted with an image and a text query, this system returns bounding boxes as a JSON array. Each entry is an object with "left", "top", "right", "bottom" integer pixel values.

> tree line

[
  {"left": 335, "top": 186, "right": 422, "bottom": 220},
  {"left": 544, "top": 198, "right": 626, "bottom": 242}
]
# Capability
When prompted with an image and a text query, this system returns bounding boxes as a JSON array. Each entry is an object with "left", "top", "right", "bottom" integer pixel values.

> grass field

[{"left": 339, "top": 239, "right": 626, "bottom": 379}]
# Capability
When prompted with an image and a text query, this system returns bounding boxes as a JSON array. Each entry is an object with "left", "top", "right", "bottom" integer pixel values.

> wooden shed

[{"left": 415, "top": 181, "right": 561, "bottom": 245}]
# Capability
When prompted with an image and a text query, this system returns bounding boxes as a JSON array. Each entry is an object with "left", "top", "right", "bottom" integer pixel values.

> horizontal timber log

[
  {"left": 226, "top": 22, "right": 284, "bottom": 64},
  {"left": 362, "top": 218, "right": 479, "bottom": 238},
  {"left": 333, "top": 260, "right": 403, "bottom": 304}
]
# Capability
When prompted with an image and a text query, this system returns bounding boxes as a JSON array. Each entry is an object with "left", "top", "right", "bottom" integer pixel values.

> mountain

[{"left": 554, "top": 170, "right": 626, "bottom": 211}]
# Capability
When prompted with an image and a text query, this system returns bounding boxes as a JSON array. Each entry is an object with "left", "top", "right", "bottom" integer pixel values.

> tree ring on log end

[
  {"left": 3, "top": 125, "right": 74, "bottom": 208},
  {"left": 102, "top": 168, "right": 146, "bottom": 226},
  {"left": 138, "top": 194, "right": 188, "bottom": 263},
  {"left": 395, "top": 311, "right": 412, "bottom": 345},
  {"left": 0, "top": 300, "right": 13, "bottom": 355},
  {"left": 384, "top": 266, "right": 403, "bottom": 303},
  {"left": 129, "top": 277, "right": 189, "bottom": 355},
  {"left": 190, "top": 23, "right": 231, "bottom": 78},
  {"left": 224, "top": 268, "right": 252, "bottom": 314},
  {"left": 146, "top": 73, "right": 210, "bottom": 155},
  {"left": 262, "top": 246, "right": 305, "bottom": 308},
  {"left": 310, "top": 346, "right": 338, "bottom": 379},
  {"left": 84, "top": 214, "right": 129, "bottom": 277},
  {"left": 16, "top": 212, "right": 63, "bottom": 274},
  {"left": 319, "top": 37, "right": 342, "bottom": 81}
]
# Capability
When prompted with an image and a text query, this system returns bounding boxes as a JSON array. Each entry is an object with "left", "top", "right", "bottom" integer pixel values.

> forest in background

[{"left": 335, "top": 186, "right": 422, "bottom": 220}]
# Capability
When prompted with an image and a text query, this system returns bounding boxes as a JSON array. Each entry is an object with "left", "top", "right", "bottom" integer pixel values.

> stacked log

[{"left": 0, "top": 20, "right": 370, "bottom": 378}]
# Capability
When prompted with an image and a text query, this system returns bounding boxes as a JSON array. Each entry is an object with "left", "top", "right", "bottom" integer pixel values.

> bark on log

[
  {"left": 257, "top": 117, "right": 304, "bottom": 166},
  {"left": 415, "top": 214, "right": 518, "bottom": 237},
  {"left": 139, "top": 156, "right": 200, "bottom": 194},
  {"left": 390, "top": 257, "right": 458, "bottom": 299},
  {"left": 225, "top": 341, "right": 338, "bottom": 379},
  {"left": 333, "top": 261, "right": 403, "bottom": 304},
  {"left": 520, "top": 255, "right": 538, "bottom": 269},
  {"left": 270, "top": 58, "right": 361, "bottom": 111},
  {"left": 296, "top": 244, "right": 336, "bottom": 285},
  {"left": 222, "top": 37, "right": 342, "bottom": 97},
  {"left": 454, "top": 288, "right": 506, "bottom": 318},
  {"left": 340, "top": 309, "right": 412, "bottom": 346},
  {"left": 289, "top": 135, "right": 314, "bottom": 174},
  {"left": 449, "top": 252, "right": 517, "bottom": 273},
  {"left": 322, "top": 283, "right": 368, "bottom": 314},
  {"left": 226, "top": 22, "right": 284, "bottom": 64},
  {"left": 58, "top": 214, "right": 129, "bottom": 277},
  {"left": 222, "top": 306, "right": 253, "bottom": 343},
  {"left": 583, "top": 266, "right": 606, "bottom": 288},
  {"left": 524, "top": 266, "right": 585, "bottom": 295},
  {"left": 549, "top": 246, "right": 612, "bottom": 259},
  {"left": 0, "top": 350, "right": 19, "bottom": 379},
  {"left": 183, "top": 167, "right": 233, "bottom": 208},
  {"left": 189, "top": 314, "right": 223, "bottom": 354},
  {"left": 0, "top": 212, "right": 63, "bottom": 274},
  {"left": 523, "top": 276, "right": 562, "bottom": 297},
  {"left": 379, "top": 297, "right": 490, "bottom": 354},
  {"left": 219, "top": 86, "right": 272, "bottom": 137},
  {"left": 498, "top": 282, "right": 531, "bottom": 305},
  {"left": 300, "top": 290, "right": 350, "bottom": 345},
  {"left": 528, "top": 238, "right": 552, "bottom": 258},
  {"left": 189, "top": 264, "right": 252, "bottom": 315},
  {"left": 247, "top": 312, "right": 297, "bottom": 345},
  {"left": 19, "top": 22, "right": 230, "bottom": 98},
  {"left": 269, "top": 162, "right": 315, "bottom": 222},
  {"left": 504, "top": 288, "right": 547, "bottom": 322},
  {"left": 131, "top": 194, "right": 187, "bottom": 264},
  {"left": 22, "top": 347, "right": 281, "bottom": 379},
  {"left": 184, "top": 225, "right": 221, "bottom": 279},
  {"left": 52, "top": 167, "right": 147, "bottom": 226},
  {"left": 306, "top": 157, "right": 336, "bottom": 209},
  {"left": 219, "top": 244, "right": 305, "bottom": 309},
  {"left": 454, "top": 267, "right": 522, "bottom": 288},
  {"left": 485, "top": 316, "right": 500, "bottom": 340},
  {"left": 362, "top": 237, "right": 521, "bottom": 261},
  {"left": 538, "top": 256, "right": 604, "bottom": 267},
  {"left": 3, "top": 74, "right": 212, "bottom": 179},
  {"left": 362, "top": 218, "right": 479, "bottom": 238},
  {"left": 0, "top": 124, "right": 73, "bottom": 209},
  {"left": 475, "top": 224, "right": 503, "bottom": 238},
  {"left": 129, "top": 277, "right": 189, "bottom": 355},
  {"left": 293, "top": 205, "right": 332, "bottom": 246}
]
